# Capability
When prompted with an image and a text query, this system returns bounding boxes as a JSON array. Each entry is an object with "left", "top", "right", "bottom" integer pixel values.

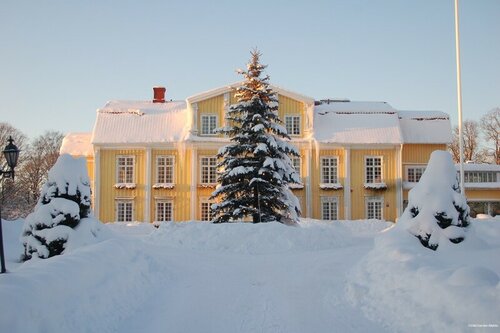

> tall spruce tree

[{"left": 210, "top": 50, "right": 301, "bottom": 223}]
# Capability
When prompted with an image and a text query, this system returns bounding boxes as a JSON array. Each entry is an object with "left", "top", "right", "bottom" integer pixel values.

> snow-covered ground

[{"left": 1, "top": 217, "right": 499, "bottom": 333}]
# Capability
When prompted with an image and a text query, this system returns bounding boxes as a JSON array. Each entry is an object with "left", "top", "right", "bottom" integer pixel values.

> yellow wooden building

[{"left": 60, "top": 83, "right": 497, "bottom": 223}]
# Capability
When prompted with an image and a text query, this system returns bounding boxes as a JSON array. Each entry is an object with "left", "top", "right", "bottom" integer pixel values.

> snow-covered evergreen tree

[
  {"left": 211, "top": 50, "right": 301, "bottom": 223},
  {"left": 22, "top": 154, "right": 92, "bottom": 260},
  {"left": 400, "top": 150, "right": 470, "bottom": 251}
]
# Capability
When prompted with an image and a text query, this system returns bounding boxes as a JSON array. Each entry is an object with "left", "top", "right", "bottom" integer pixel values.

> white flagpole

[{"left": 454, "top": 0, "right": 465, "bottom": 193}]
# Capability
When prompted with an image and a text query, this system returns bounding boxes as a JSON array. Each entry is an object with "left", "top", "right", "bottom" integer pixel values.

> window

[
  {"left": 365, "top": 157, "right": 382, "bottom": 183},
  {"left": 200, "top": 200, "right": 213, "bottom": 221},
  {"left": 366, "top": 197, "right": 383, "bottom": 220},
  {"left": 321, "top": 197, "right": 338, "bottom": 220},
  {"left": 156, "top": 200, "right": 173, "bottom": 222},
  {"left": 116, "top": 200, "right": 133, "bottom": 222},
  {"left": 291, "top": 157, "right": 301, "bottom": 178},
  {"left": 157, "top": 156, "right": 174, "bottom": 184},
  {"left": 201, "top": 114, "right": 217, "bottom": 135},
  {"left": 321, "top": 157, "right": 338, "bottom": 184},
  {"left": 116, "top": 156, "right": 134, "bottom": 183},
  {"left": 200, "top": 156, "right": 217, "bottom": 184},
  {"left": 464, "top": 171, "right": 497, "bottom": 183},
  {"left": 468, "top": 201, "right": 499, "bottom": 217},
  {"left": 407, "top": 166, "right": 426, "bottom": 183},
  {"left": 285, "top": 115, "right": 301, "bottom": 136}
]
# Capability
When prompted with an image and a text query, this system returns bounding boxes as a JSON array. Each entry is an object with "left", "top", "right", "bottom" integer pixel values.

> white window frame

[
  {"left": 321, "top": 196, "right": 338, "bottom": 221},
  {"left": 200, "top": 114, "right": 218, "bottom": 135},
  {"left": 365, "top": 196, "right": 384, "bottom": 220},
  {"left": 464, "top": 171, "right": 497, "bottom": 183},
  {"left": 156, "top": 155, "right": 175, "bottom": 184},
  {"left": 406, "top": 165, "right": 426, "bottom": 183},
  {"left": 291, "top": 156, "right": 301, "bottom": 178},
  {"left": 116, "top": 155, "right": 135, "bottom": 184},
  {"left": 200, "top": 199, "right": 213, "bottom": 222},
  {"left": 365, "top": 156, "right": 383, "bottom": 184},
  {"left": 155, "top": 199, "right": 173, "bottom": 222},
  {"left": 285, "top": 115, "right": 301, "bottom": 136},
  {"left": 116, "top": 199, "right": 134, "bottom": 222},
  {"left": 320, "top": 156, "right": 339, "bottom": 184},
  {"left": 200, "top": 156, "right": 218, "bottom": 184}
]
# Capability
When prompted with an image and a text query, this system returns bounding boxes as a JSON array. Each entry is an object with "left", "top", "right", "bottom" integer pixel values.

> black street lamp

[{"left": 0, "top": 136, "right": 20, "bottom": 273}]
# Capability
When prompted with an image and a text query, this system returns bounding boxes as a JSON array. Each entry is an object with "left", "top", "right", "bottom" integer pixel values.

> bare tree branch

[{"left": 480, "top": 107, "right": 500, "bottom": 164}]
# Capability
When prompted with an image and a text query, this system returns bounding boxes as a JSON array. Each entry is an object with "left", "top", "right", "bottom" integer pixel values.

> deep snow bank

[
  {"left": 0, "top": 221, "right": 165, "bottom": 333},
  {"left": 150, "top": 219, "right": 393, "bottom": 254},
  {"left": 0, "top": 219, "right": 390, "bottom": 333},
  {"left": 348, "top": 218, "right": 500, "bottom": 332}
]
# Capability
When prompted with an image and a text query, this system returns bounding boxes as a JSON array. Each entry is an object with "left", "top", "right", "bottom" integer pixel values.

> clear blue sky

[{"left": 1, "top": 0, "right": 499, "bottom": 138}]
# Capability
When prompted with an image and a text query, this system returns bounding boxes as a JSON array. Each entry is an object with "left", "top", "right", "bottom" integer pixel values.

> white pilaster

[
  {"left": 396, "top": 144, "right": 403, "bottom": 218},
  {"left": 304, "top": 102, "right": 314, "bottom": 136},
  {"left": 191, "top": 102, "right": 199, "bottom": 135},
  {"left": 145, "top": 147, "right": 152, "bottom": 223},
  {"left": 223, "top": 92, "right": 230, "bottom": 128},
  {"left": 190, "top": 147, "right": 197, "bottom": 220},
  {"left": 344, "top": 147, "right": 351, "bottom": 220},
  {"left": 305, "top": 146, "right": 312, "bottom": 218},
  {"left": 93, "top": 147, "right": 100, "bottom": 219}
]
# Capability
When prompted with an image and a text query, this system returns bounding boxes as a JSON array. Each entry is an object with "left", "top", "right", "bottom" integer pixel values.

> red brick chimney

[{"left": 153, "top": 87, "right": 166, "bottom": 103}]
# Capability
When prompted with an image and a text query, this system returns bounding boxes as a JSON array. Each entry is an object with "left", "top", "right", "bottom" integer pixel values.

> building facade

[{"left": 60, "top": 83, "right": 497, "bottom": 223}]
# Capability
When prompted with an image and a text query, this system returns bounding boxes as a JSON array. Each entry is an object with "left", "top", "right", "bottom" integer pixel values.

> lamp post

[{"left": 0, "top": 136, "right": 20, "bottom": 273}]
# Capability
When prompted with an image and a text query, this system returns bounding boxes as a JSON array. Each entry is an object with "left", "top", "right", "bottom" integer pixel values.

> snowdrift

[
  {"left": 1, "top": 218, "right": 499, "bottom": 333},
  {"left": 348, "top": 219, "right": 500, "bottom": 332}
]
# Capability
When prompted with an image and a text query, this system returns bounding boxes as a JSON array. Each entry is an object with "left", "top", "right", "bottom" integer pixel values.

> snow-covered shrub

[
  {"left": 399, "top": 150, "right": 470, "bottom": 250},
  {"left": 22, "top": 154, "right": 94, "bottom": 260}
]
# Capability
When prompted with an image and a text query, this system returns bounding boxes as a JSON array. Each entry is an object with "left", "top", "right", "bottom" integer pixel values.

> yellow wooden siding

[
  {"left": 350, "top": 148, "right": 398, "bottom": 221},
  {"left": 291, "top": 148, "right": 308, "bottom": 217},
  {"left": 464, "top": 189, "right": 500, "bottom": 201},
  {"left": 402, "top": 144, "right": 447, "bottom": 164},
  {"left": 99, "top": 149, "right": 146, "bottom": 223},
  {"left": 230, "top": 90, "right": 238, "bottom": 104},
  {"left": 310, "top": 148, "right": 345, "bottom": 219},
  {"left": 85, "top": 157, "right": 95, "bottom": 209},
  {"left": 197, "top": 95, "right": 225, "bottom": 137},
  {"left": 278, "top": 95, "right": 305, "bottom": 138},
  {"left": 86, "top": 158, "right": 94, "bottom": 181},
  {"left": 405, "top": 188, "right": 499, "bottom": 202},
  {"left": 150, "top": 149, "right": 192, "bottom": 222},
  {"left": 403, "top": 189, "right": 409, "bottom": 201},
  {"left": 230, "top": 92, "right": 306, "bottom": 136},
  {"left": 196, "top": 149, "right": 218, "bottom": 220}
]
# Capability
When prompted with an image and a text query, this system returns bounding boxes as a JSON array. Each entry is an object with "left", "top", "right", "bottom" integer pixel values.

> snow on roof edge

[
  {"left": 398, "top": 110, "right": 449, "bottom": 120},
  {"left": 455, "top": 163, "right": 500, "bottom": 172}
]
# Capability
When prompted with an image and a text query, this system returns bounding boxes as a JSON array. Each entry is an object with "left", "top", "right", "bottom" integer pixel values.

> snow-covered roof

[
  {"left": 398, "top": 110, "right": 452, "bottom": 144},
  {"left": 91, "top": 100, "right": 190, "bottom": 144},
  {"left": 89, "top": 89, "right": 452, "bottom": 146},
  {"left": 313, "top": 101, "right": 403, "bottom": 144},
  {"left": 60, "top": 133, "right": 93, "bottom": 156},
  {"left": 455, "top": 163, "right": 500, "bottom": 172},
  {"left": 315, "top": 101, "right": 397, "bottom": 113},
  {"left": 312, "top": 101, "right": 452, "bottom": 145}
]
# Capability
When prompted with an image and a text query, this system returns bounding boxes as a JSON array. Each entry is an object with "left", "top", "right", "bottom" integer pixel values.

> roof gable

[{"left": 186, "top": 81, "right": 315, "bottom": 105}]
